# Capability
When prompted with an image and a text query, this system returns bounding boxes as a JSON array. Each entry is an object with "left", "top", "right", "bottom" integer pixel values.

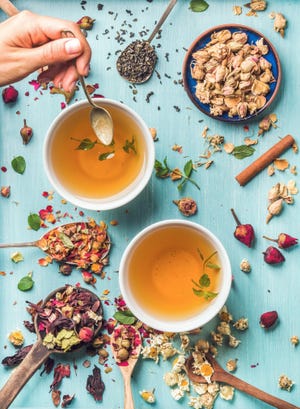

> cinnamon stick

[{"left": 235, "top": 134, "right": 295, "bottom": 186}]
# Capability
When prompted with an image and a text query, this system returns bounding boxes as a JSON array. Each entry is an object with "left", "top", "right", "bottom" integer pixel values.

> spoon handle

[
  {"left": 123, "top": 374, "right": 134, "bottom": 409},
  {"left": 0, "top": 341, "right": 51, "bottom": 409},
  {"left": 218, "top": 371, "right": 299, "bottom": 409},
  {"left": 0, "top": 241, "right": 37, "bottom": 248},
  {"left": 147, "top": 0, "right": 177, "bottom": 44}
]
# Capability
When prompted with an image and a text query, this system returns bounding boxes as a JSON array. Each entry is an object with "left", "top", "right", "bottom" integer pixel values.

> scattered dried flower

[
  {"left": 149, "top": 127, "right": 157, "bottom": 141},
  {"left": 245, "top": 0, "right": 267, "bottom": 12},
  {"left": 219, "top": 385, "right": 235, "bottom": 400},
  {"left": 274, "top": 158, "right": 289, "bottom": 171},
  {"left": 290, "top": 336, "right": 299, "bottom": 347},
  {"left": 77, "top": 16, "right": 95, "bottom": 30},
  {"left": 231, "top": 208, "right": 255, "bottom": 247},
  {"left": 233, "top": 317, "right": 249, "bottom": 331},
  {"left": 263, "top": 246, "right": 285, "bottom": 264},
  {"left": 10, "top": 252, "right": 24, "bottom": 263},
  {"left": 260, "top": 311, "right": 278, "bottom": 328},
  {"left": 2, "top": 85, "right": 18, "bottom": 103},
  {"left": 232, "top": 5, "right": 242, "bottom": 15},
  {"left": 224, "top": 142, "right": 235, "bottom": 154},
  {"left": 86, "top": 365, "right": 105, "bottom": 401},
  {"left": 266, "top": 198, "right": 283, "bottom": 223},
  {"left": 20, "top": 119, "right": 33, "bottom": 145},
  {"left": 226, "top": 359, "right": 238, "bottom": 372},
  {"left": 267, "top": 164, "right": 275, "bottom": 176},
  {"left": 139, "top": 389, "right": 156, "bottom": 403},
  {"left": 258, "top": 113, "right": 277, "bottom": 136},
  {"left": 239, "top": 258, "right": 251, "bottom": 273},
  {"left": 8, "top": 330, "right": 24, "bottom": 347},
  {"left": 263, "top": 233, "right": 298, "bottom": 249},
  {"left": 270, "top": 12, "right": 287, "bottom": 37},
  {"left": 173, "top": 197, "right": 197, "bottom": 216},
  {"left": 278, "top": 374, "right": 293, "bottom": 391}
]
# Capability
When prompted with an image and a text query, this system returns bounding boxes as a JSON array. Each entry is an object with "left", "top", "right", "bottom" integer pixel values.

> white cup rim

[
  {"left": 119, "top": 219, "right": 232, "bottom": 332},
  {"left": 43, "top": 99, "right": 155, "bottom": 211}
]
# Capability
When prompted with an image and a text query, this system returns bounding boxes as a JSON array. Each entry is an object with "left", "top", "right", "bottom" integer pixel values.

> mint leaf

[
  {"left": 28, "top": 213, "right": 41, "bottom": 231},
  {"left": 192, "top": 288, "right": 205, "bottom": 297},
  {"left": 206, "top": 261, "right": 221, "bottom": 271},
  {"left": 75, "top": 138, "right": 97, "bottom": 150},
  {"left": 183, "top": 160, "right": 193, "bottom": 177},
  {"left": 232, "top": 145, "right": 255, "bottom": 159},
  {"left": 11, "top": 156, "right": 26, "bottom": 174},
  {"left": 113, "top": 310, "right": 136, "bottom": 325},
  {"left": 203, "top": 291, "right": 218, "bottom": 301},
  {"left": 123, "top": 136, "right": 137, "bottom": 154},
  {"left": 189, "top": 0, "right": 209, "bottom": 12},
  {"left": 18, "top": 273, "right": 34, "bottom": 291},
  {"left": 99, "top": 151, "right": 115, "bottom": 161},
  {"left": 199, "top": 273, "right": 210, "bottom": 288}
]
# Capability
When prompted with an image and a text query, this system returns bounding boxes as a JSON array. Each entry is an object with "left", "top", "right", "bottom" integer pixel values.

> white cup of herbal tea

[
  {"left": 43, "top": 99, "right": 155, "bottom": 210},
  {"left": 119, "top": 220, "right": 232, "bottom": 333}
]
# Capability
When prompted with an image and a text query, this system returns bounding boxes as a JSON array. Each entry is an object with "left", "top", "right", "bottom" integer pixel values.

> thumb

[{"left": 31, "top": 38, "right": 83, "bottom": 67}]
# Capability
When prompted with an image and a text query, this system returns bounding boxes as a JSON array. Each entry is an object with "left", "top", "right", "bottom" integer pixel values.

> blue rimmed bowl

[{"left": 182, "top": 24, "right": 281, "bottom": 122}]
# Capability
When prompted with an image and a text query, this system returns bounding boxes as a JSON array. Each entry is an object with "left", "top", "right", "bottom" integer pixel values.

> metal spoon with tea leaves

[
  {"left": 116, "top": 0, "right": 177, "bottom": 84},
  {"left": 0, "top": 285, "right": 103, "bottom": 409},
  {"left": 62, "top": 30, "right": 113, "bottom": 145}
]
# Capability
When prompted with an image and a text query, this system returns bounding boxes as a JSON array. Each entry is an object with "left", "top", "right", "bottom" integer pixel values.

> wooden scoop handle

[
  {"left": 0, "top": 241, "right": 37, "bottom": 249},
  {"left": 0, "top": 341, "right": 51, "bottom": 409},
  {"left": 217, "top": 370, "right": 300, "bottom": 409},
  {"left": 123, "top": 374, "right": 134, "bottom": 409}
]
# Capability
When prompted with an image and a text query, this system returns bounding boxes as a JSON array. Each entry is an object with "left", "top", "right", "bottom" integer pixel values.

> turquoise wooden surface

[{"left": 0, "top": 1, "right": 299, "bottom": 408}]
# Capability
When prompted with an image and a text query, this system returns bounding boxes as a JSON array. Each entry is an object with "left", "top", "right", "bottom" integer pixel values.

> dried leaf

[
  {"left": 224, "top": 143, "right": 235, "bottom": 154},
  {"left": 274, "top": 158, "right": 289, "bottom": 171},
  {"left": 290, "top": 165, "right": 297, "bottom": 175},
  {"left": 233, "top": 5, "right": 242, "bottom": 15},
  {"left": 244, "top": 137, "right": 258, "bottom": 146},
  {"left": 267, "top": 165, "right": 275, "bottom": 176}
]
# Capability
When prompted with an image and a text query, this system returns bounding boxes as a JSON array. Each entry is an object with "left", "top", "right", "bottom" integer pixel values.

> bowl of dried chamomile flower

[{"left": 183, "top": 24, "right": 281, "bottom": 122}]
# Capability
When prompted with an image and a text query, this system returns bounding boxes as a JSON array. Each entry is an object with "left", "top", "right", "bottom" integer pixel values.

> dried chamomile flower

[
  {"left": 228, "top": 334, "right": 241, "bottom": 348},
  {"left": 8, "top": 330, "right": 24, "bottom": 347},
  {"left": 198, "top": 392, "right": 216, "bottom": 409},
  {"left": 172, "top": 354, "right": 186, "bottom": 373},
  {"left": 232, "top": 5, "right": 242, "bottom": 15},
  {"left": 240, "top": 258, "right": 251, "bottom": 273},
  {"left": 219, "top": 306, "right": 233, "bottom": 323},
  {"left": 217, "top": 321, "right": 231, "bottom": 336},
  {"left": 170, "top": 387, "right": 185, "bottom": 401},
  {"left": 141, "top": 345, "right": 159, "bottom": 363},
  {"left": 290, "top": 335, "right": 299, "bottom": 347},
  {"left": 270, "top": 12, "right": 287, "bottom": 37},
  {"left": 245, "top": 0, "right": 267, "bottom": 12},
  {"left": 207, "top": 382, "right": 219, "bottom": 395},
  {"left": 278, "top": 374, "right": 293, "bottom": 391},
  {"left": 233, "top": 317, "right": 249, "bottom": 331},
  {"left": 164, "top": 371, "right": 179, "bottom": 386},
  {"left": 195, "top": 339, "right": 210, "bottom": 353},
  {"left": 160, "top": 342, "right": 179, "bottom": 360},
  {"left": 226, "top": 358, "right": 238, "bottom": 372},
  {"left": 220, "top": 385, "right": 235, "bottom": 400},
  {"left": 139, "top": 389, "right": 155, "bottom": 403},
  {"left": 180, "top": 334, "right": 190, "bottom": 351},
  {"left": 210, "top": 331, "right": 223, "bottom": 347},
  {"left": 192, "top": 382, "right": 208, "bottom": 395},
  {"left": 177, "top": 373, "right": 190, "bottom": 391}
]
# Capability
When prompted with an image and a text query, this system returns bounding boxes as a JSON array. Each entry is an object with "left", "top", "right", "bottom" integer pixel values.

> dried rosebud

[
  {"left": 260, "top": 310, "right": 278, "bottom": 328},
  {"left": 263, "top": 246, "right": 285, "bottom": 264},
  {"left": 173, "top": 197, "right": 197, "bottom": 216},
  {"left": 263, "top": 233, "right": 298, "bottom": 249},
  {"left": 1, "top": 185, "right": 10, "bottom": 198},
  {"left": 77, "top": 16, "right": 95, "bottom": 30},
  {"left": 20, "top": 119, "right": 33, "bottom": 145},
  {"left": 82, "top": 271, "right": 97, "bottom": 286},
  {"left": 2, "top": 85, "right": 18, "bottom": 103},
  {"left": 79, "top": 326, "right": 94, "bottom": 343},
  {"left": 231, "top": 209, "right": 255, "bottom": 247}
]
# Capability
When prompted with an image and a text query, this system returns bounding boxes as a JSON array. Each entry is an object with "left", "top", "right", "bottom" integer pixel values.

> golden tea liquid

[
  {"left": 50, "top": 106, "right": 145, "bottom": 198},
  {"left": 128, "top": 225, "right": 222, "bottom": 320}
]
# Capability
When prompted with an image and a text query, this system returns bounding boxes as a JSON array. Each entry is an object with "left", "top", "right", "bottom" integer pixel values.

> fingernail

[
  {"left": 83, "top": 64, "right": 90, "bottom": 77},
  {"left": 65, "top": 38, "right": 82, "bottom": 54}
]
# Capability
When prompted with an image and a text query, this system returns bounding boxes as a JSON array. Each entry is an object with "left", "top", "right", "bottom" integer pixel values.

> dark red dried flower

[
  {"left": 173, "top": 197, "right": 197, "bottom": 216},
  {"left": 2, "top": 85, "right": 18, "bottom": 103},
  {"left": 231, "top": 208, "right": 255, "bottom": 247},
  {"left": 77, "top": 16, "right": 95, "bottom": 30},
  {"left": 86, "top": 365, "right": 105, "bottom": 401},
  {"left": 263, "top": 246, "right": 285, "bottom": 264},
  {"left": 50, "top": 363, "right": 71, "bottom": 390},
  {"left": 263, "top": 233, "right": 298, "bottom": 249},
  {"left": 260, "top": 311, "right": 278, "bottom": 328},
  {"left": 61, "top": 394, "right": 75, "bottom": 407},
  {"left": 1, "top": 344, "right": 32, "bottom": 367}
]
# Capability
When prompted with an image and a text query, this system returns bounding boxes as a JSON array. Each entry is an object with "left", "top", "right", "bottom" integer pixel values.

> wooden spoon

[
  {"left": 111, "top": 325, "right": 142, "bottom": 409},
  {"left": 0, "top": 285, "right": 103, "bottom": 409},
  {"left": 185, "top": 353, "right": 300, "bottom": 409},
  {"left": 0, "top": 221, "right": 110, "bottom": 268}
]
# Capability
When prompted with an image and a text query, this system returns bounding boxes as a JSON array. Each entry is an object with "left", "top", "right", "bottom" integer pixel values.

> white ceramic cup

[
  {"left": 43, "top": 99, "right": 155, "bottom": 211},
  {"left": 119, "top": 220, "right": 232, "bottom": 332}
]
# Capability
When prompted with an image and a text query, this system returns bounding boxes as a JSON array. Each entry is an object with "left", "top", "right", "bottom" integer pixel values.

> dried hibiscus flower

[
  {"left": 86, "top": 365, "right": 105, "bottom": 401},
  {"left": 1, "top": 344, "right": 32, "bottom": 367},
  {"left": 263, "top": 246, "right": 285, "bottom": 264},
  {"left": 231, "top": 209, "right": 255, "bottom": 247}
]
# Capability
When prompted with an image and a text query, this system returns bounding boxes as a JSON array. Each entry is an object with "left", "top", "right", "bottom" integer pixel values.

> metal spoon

[
  {"left": 185, "top": 353, "right": 300, "bottom": 409},
  {"left": 0, "top": 285, "right": 103, "bottom": 409},
  {"left": 116, "top": 0, "right": 177, "bottom": 84},
  {"left": 111, "top": 325, "right": 142, "bottom": 409}
]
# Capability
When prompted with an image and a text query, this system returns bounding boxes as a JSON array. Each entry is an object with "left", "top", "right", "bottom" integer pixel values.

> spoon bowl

[
  {"left": 0, "top": 285, "right": 103, "bottom": 409},
  {"left": 185, "top": 353, "right": 300, "bottom": 409}
]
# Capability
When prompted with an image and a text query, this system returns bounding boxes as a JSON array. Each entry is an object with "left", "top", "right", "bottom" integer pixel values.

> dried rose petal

[
  {"left": 86, "top": 365, "right": 105, "bottom": 401},
  {"left": 260, "top": 311, "right": 278, "bottom": 328},
  {"left": 263, "top": 246, "right": 285, "bottom": 264},
  {"left": 2, "top": 85, "right": 18, "bottom": 103},
  {"left": 50, "top": 363, "right": 71, "bottom": 390}
]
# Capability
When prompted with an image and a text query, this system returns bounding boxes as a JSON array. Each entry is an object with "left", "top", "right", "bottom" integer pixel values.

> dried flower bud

[
  {"left": 245, "top": 1, "right": 267, "bottom": 11},
  {"left": 266, "top": 198, "right": 283, "bottom": 223},
  {"left": 20, "top": 119, "right": 33, "bottom": 145},
  {"left": 1, "top": 185, "right": 11, "bottom": 198},
  {"left": 290, "top": 335, "right": 299, "bottom": 346},
  {"left": 263, "top": 246, "right": 285, "bottom": 264},
  {"left": 231, "top": 209, "right": 255, "bottom": 247},
  {"left": 59, "top": 264, "right": 73, "bottom": 276},
  {"left": 278, "top": 374, "right": 293, "bottom": 391},
  {"left": 82, "top": 271, "right": 97, "bottom": 286},
  {"left": 240, "top": 258, "right": 251, "bottom": 273},
  {"left": 263, "top": 233, "right": 298, "bottom": 249},
  {"left": 2, "top": 85, "right": 18, "bottom": 103},
  {"left": 260, "top": 310, "right": 278, "bottom": 328},
  {"left": 272, "top": 13, "right": 287, "bottom": 38},
  {"left": 226, "top": 358, "right": 238, "bottom": 372},
  {"left": 79, "top": 327, "right": 94, "bottom": 343},
  {"left": 139, "top": 389, "right": 155, "bottom": 404},
  {"left": 173, "top": 197, "right": 197, "bottom": 216},
  {"left": 149, "top": 127, "right": 157, "bottom": 141},
  {"left": 116, "top": 347, "right": 129, "bottom": 361},
  {"left": 77, "top": 16, "right": 95, "bottom": 30}
]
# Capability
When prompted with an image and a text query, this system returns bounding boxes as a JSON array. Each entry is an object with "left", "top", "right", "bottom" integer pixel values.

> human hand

[{"left": 0, "top": 10, "right": 91, "bottom": 91}]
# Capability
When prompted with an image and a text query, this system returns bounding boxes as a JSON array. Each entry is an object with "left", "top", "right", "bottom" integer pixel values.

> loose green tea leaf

[
  {"left": 123, "top": 136, "right": 137, "bottom": 154},
  {"left": 28, "top": 213, "right": 41, "bottom": 231},
  {"left": 59, "top": 233, "right": 74, "bottom": 249},
  {"left": 18, "top": 273, "right": 34, "bottom": 291},
  {"left": 199, "top": 273, "right": 210, "bottom": 288},
  {"left": 202, "top": 291, "right": 218, "bottom": 301},
  {"left": 189, "top": 0, "right": 209, "bottom": 12},
  {"left": 232, "top": 145, "right": 255, "bottom": 160},
  {"left": 197, "top": 248, "right": 204, "bottom": 260},
  {"left": 75, "top": 138, "right": 97, "bottom": 151},
  {"left": 183, "top": 159, "right": 193, "bottom": 177},
  {"left": 154, "top": 157, "right": 170, "bottom": 178},
  {"left": 98, "top": 151, "right": 115, "bottom": 161},
  {"left": 206, "top": 261, "right": 221, "bottom": 271},
  {"left": 113, "top": 310, "right": 136, "bottom": 325},
  {"left": 11, "top": 156, "right": 26, "bottom": 174}
]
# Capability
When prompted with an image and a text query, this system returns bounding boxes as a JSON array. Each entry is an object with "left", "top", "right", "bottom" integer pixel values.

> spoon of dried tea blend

[
  {"left": 111, "top": 325, "right": 142, "bottom": 409},
  {"left": 116, "top": 0, "right": 177, "bottom": 84},
  {"left": 0, "top": 285, "right": 103, "bottom": 409},
  {"left": 0, "top": 220, "right": 110, "bottom": 270}
]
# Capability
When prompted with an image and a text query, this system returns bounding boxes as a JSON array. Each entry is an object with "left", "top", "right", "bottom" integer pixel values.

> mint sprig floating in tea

[
  {"left": 155, "top": 157, "right": 200, "bottom": 191},
  {"left": 192, "top": 249, "right": 219, "bottom": 301}
]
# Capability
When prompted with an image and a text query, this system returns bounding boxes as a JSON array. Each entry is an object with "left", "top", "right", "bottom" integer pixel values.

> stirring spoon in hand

[
  {"left": 185, "top": 353, "right": 300, "bottom": 409},
  {"left": 116, "top": 0, "right": 177, "bottom": 84}
]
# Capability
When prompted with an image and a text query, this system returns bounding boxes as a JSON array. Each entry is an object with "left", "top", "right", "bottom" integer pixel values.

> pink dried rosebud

[
  {"left": 263, "top": 233, "right": 298, "bottom": 249},
  {"left": 20, "top": 119, "right": 33, "bottom": 145},
  {"left": 82, "top": 271, "right": 97, "bottom": 286},
  {"left": 1, "top": 186, "right": 10, "bottom": 198},
  {"left": 260, "top": 311, "right": 278, "bottom": 328},
  {"left": 79, "top": 326, "right": 94, "bottom": 342},
  {"left": 263, "top": 246, "right": 285, "bottom": 264},
  {"left": 231, "top": 208, "right": 255, "bottom": 247},
  {"left": 173, "top": 197, "right": 197, "bottom": 216},
  {"left": 2, "top": 85, "right": 18, "bottom": 103},
  {"left": 76, "top": 16, "right": 95, "bottom": 30}
]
